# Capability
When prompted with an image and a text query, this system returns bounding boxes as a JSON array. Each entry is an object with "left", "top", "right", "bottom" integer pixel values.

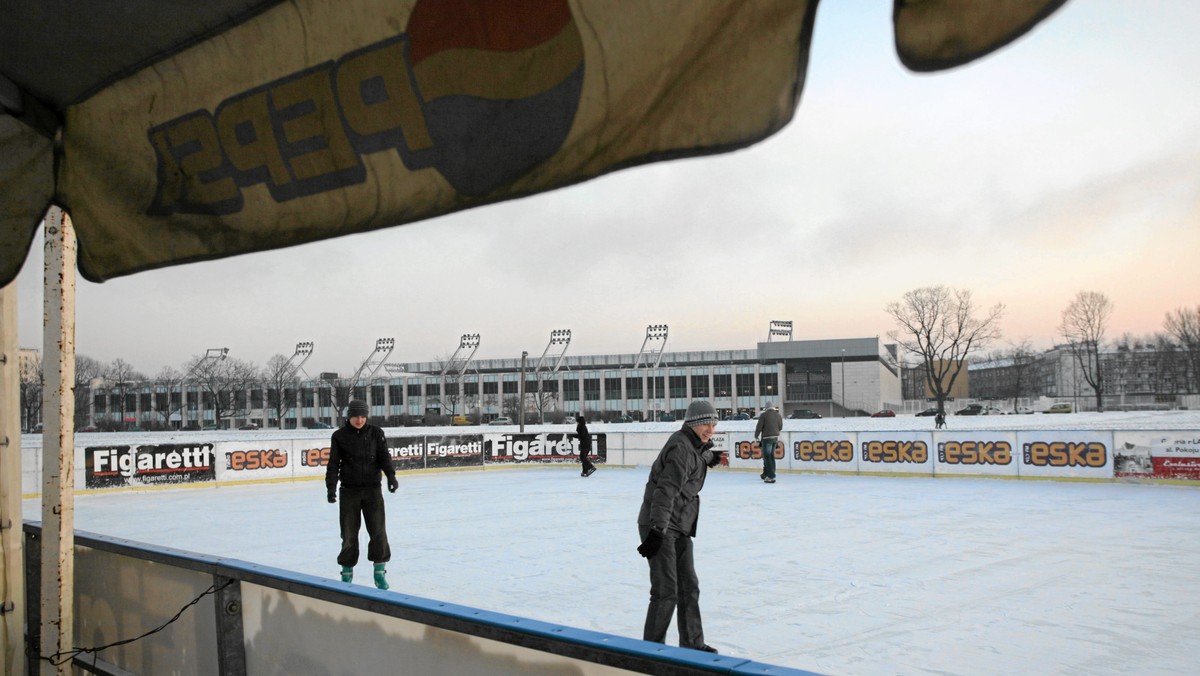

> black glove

[
  {"left": 387, "top": 476, "right": 398, "bottom": 493},
  {"left": 327, "top": 489, "right": 336, "bottom": 503},
  {"left": 637, "top": 529, "right": 664, "bottom": 558},
  {"left": 706, "top": 450, "right": 724, "bottom": 468}
]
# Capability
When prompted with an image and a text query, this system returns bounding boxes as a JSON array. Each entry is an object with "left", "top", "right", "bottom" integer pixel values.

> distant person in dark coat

[
  {"left": 754, "top": 402, "right": 783, "bottom": 483},
  {"left": 577, "top": 413, "right": 597, "bottom": 477},
  {"left": 935, "top": 411, "right": 946, "bottom": 429},
  {"left": 326, "top": 399, "right": 398, "bottom": 589},
  {"left": 636, "top": 399, "right": 723, "bottom": 654}
]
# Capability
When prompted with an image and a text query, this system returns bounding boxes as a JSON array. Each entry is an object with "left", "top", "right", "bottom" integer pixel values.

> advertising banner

[
  {"left": 726, "top": 433, "right": 784, "bottom": 472},
  {"left": 932, "top": 431, "right": 1019, "bottom": 477},
  {"left": 791, "top": 432, "right": 858, "bottom": 474},
  {"left": 85, "top": 442, "right": 216, "bottom": 489},
  {"left": 387, "top": 435, "right": 428, "bottom": 472},
  {"left": 1113, "top": 431, "right": 1200, "bottom": 480},
  {"left": 1016, "top": 431, "right": 1112, "bottom": 479},
  {"left": 484, "top": 432, "right": 606, "bottom": 464},
  {"left": 423, "top": 434, "right": 485, "bottom": 470},
  {"left": 295, "top": 440, "right": 334, "bottom": 478},
  {"left": 857, "top": 432, "right": 934, "bottom": 475},
  {"left": 216, "top": 441, "right": 294, "bottom": 482}
]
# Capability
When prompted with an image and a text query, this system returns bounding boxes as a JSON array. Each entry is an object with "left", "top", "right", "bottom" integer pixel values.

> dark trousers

[
  {"left": 760, "top": 437, "right": 777, "bottom": 479},
  {"left": 580, "top": 443, "right": 596, "bottom": 472},
  {"left": 640, "top": 526, "right": 704, "bottom": 648},
  {"left": 337, "top": 484, "right": 391, "bottom": 567}
]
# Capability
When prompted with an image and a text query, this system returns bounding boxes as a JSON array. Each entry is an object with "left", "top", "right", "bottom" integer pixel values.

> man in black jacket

[
  {"left": 636, "top": 399, "right": 723, "bottom": 653},
  {"left": 326, "top": 399, "right": 398, "bottom": 589}
]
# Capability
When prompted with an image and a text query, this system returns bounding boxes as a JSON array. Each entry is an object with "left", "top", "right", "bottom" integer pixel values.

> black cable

[{"left": 39, "top": 578, "right": 235, "bottom": 667}]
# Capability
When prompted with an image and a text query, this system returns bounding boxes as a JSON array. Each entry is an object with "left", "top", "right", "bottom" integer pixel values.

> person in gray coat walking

[
  {"left": 754, "top": 402, "right": 783, "bottom": 483},
  {"left": 636, "top": 399, "right": 723, "bottom": 653}
]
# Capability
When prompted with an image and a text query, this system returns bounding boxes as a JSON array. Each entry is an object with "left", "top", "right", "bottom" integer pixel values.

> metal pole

[
  {"left": 518, "top": 352, "right": 527, "bottom": 432},
  {"left": 841, "top": 349, "right": 846, "bottom": 417},
  {"left": 0, "top": 280, "right": 26, "bottom": 676},
  {"left": 41, "top": 207, "right": 76, "bottom": 675}
]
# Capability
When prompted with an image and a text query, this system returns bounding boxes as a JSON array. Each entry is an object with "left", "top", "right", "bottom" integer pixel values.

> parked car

[
  {"left": 731, "top": 412, "right": 751, "bottom": 421},
  {"left": 1043, "top": 403, "right": 1073, "bottom": 414},
  {"left": 871, "top": 409, "right": 896, "bottom": 418},
  {"left": 915, "top": 408, "right": 939, "bottom": 417},
  {"left": 306, "top": 421, "right": 334, "bottom": 429},
  {"left": 658, "top": 412, "right": 677, "bottom": 422},
  {"left": 488, "top": 417, "right": 513, "bottom": 425},
  {"left": 1010, "top": 406, "right": 1034, "bottom": 415},
  {"left": 979, "top": 406, "right": 1006, "bottom": 416},
  {"left": 77, "top": 425, "right": 99, "bottom": 433},
  {"left": 788, "top": 409, "right": 822, "bottom": 419},
  {"left": 956, "top": 404, "right": 983, "bottom": 416},
  {"left": 613, "top": 415, "right": 634, "bottom": 423},
  {"left": 202, "top": 424, "right": 219, "bottom": 431},
  {"left": 451, "top": 415, "right": 471, "bottom": 426},
  {"left": 238, "top": 422, "right": 260, "bottom": 430}
]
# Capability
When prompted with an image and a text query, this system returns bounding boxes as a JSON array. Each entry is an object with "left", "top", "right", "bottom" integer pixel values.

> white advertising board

[
  {"left": 932, "top": 431, "right": 1020, "bottom": 477},
  {"left": 1016, "top": 431, "right": 1112, "bottom": 479},
  {"left": 857, "top": 431, "right": 935, "bottom": 475},
  {"left": 790, "top": 431, "right": 858, "bottom": 474}
]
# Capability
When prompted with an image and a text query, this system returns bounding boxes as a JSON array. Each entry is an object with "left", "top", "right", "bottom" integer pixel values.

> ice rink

[{"left": 25, "top": 461, "right": 1200, "bottom": 675}]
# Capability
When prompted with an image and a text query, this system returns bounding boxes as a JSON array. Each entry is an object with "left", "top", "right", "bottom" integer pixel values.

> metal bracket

[{"left": 0, "top": 601, "right": 14, "bottom": 615}]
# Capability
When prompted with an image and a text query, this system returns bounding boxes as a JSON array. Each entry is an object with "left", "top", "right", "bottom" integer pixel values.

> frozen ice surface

[{"left": 26, "top": 459, "right": 1200, "bottom": 675}]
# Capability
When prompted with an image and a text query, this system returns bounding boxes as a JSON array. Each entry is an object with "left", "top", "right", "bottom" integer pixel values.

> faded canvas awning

[{"left": 0, "top": 0, "right": 1068, "bottom": 284}]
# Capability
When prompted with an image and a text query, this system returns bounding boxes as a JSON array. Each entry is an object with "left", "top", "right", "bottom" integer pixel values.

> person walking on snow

[
  {"left": 326, "top": 399, "right": 398, "bottom": 589},
  {"left": 577, "top": 413, "right": 597, "bottom": 477},
  {"left": 754, "top": 402, "right": 783, "bottom": 483},
  {"left": 636, "top": 399, "right": 723, "bottom": 653}
]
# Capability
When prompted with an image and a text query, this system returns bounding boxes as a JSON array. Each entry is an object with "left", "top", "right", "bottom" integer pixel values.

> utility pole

[{"left": 519, "top": 351, "right": 527, "bottom": 432}]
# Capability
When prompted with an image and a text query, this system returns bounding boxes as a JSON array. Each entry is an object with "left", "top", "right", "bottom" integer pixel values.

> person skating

[
  {"left": 326, "top": 399, "right": 398, "bottom": 589},
  {"left": 754, "top": 402, "right": 783, "bottom": 483},
  {"left": 636, "top": 399, "right": 723, "bottom": 653},
  {"left": 577, "top": 413, "right": 597, "bottom": 477}
]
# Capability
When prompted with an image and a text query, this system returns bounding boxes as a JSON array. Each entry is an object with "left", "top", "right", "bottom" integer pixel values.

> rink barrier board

[
  {"left": 17, "top": 429, "right": 1200, "bottom": 496},
  {"left": 22, "top": 522, "right": 818, "bottom": 676}
]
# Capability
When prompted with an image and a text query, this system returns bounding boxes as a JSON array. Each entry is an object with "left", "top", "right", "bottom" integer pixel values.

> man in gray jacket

[
  {"left": 636, "top": 399, "right": 723, "bottom": 653},
  {"left": 754, "top": 402, "right": 783, "bottom": 483}
]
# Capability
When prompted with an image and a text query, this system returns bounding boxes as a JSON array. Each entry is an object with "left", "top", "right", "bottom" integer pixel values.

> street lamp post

[
  {"left": 840, "top": 349, "right": 846, "bottom": 418},
  {"left": 519, "top": 351, "right": 527, "bottom": 432}
]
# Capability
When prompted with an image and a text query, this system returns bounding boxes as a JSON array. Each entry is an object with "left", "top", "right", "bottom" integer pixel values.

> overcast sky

[{"left": 13, "top": 0, "right": 1200, "bottom": 377}]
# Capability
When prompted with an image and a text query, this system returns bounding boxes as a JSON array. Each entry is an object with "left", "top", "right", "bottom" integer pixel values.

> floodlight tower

[
  {"left": 283, "top": 341, "right": 315, "bottom": 379},
  {"left": 532, "top": 329, "right": 571, "bottom": 422},
  {"left": 350, "top": 338, "right": 396, "bottom": 383},
  {"left": 632, "top": 324, "right": 669, "bottom": 369},
  {"left": 767, "top": 320, "right": 793, "bottom": 342},
  {"left": 440, "top": 333, "right": 482, "bottom": 377}
]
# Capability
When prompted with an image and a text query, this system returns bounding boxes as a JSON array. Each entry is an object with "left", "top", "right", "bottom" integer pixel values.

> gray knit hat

[
  {"left": 684, "top": 400, "right": 718, "bottom": 427},
  {"left": 347, "top": 400, "right": 369, "bottom": 418}
]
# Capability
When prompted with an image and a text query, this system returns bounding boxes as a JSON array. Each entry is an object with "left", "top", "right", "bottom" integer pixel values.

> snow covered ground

[{"left": 23, "top": 416, "right": 1200, "bottom": 675}]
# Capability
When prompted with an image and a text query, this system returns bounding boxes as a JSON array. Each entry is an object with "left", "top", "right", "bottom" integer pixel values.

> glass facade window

[
  {"left": 483, "top": 379, "right": 499, "bottom": 395},
  {"left": 668, "top": 375, "right": 687, "bottom": 398},
  {"left": 649, "top": 376, "right": 665, "bottom": 398},
  {"left": 302, "top": 388, "right": 315, "bottom": 406},
  {"left": 371, "top": 384, "right": 385, "bottom": 404},
  {"left": 604, "top": 377, "right": 622, "bottom": 399},
  {"left": 626, "top": 376, "right": 643, "bottom": 399},
  {"left": 690, "top": 374, "right": 709, "bottom": 398},
  {"left": 760, "top": 372, "right": 778, "bottom": 400},
  {"left": 353, "top": 386, "right": 366, "bottom": 401},
  {"left": 408, "top": 381, "right": 422, "bottom": 397},
  {"left": 502, "top": 373, "right": 518, "bottom": 394},
  {"left": 713, "top": 373, "right": 731, "bottom": 396},
  {"left": 389, "top": 384, "right": 403, "bottom": 404},
  {"left": 563, "top": 379, "right": 580, "bottom": 401},
  {"left": 464, "top": 381, "right": 478, "bottom": 396},
  {"left": 584, "top": 376, "right": 601, "bottom": 401},
  {"left": 736, "top": 373, "right": 755, "bottom": 396},
  {"left": 94, "top": 394, "right": 106, "bottom": 413}
]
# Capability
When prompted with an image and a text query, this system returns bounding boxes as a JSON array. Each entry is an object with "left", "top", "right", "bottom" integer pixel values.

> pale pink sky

[{"left": 15, "top": 0, "right": 1200, "bottom": 374}]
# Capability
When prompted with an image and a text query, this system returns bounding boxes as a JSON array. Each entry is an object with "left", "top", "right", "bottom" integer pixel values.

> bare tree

[
  {"left": 887, "top": 285, "right": 1005, "bottom": 416},
  {"left": 151, "top": 365, "right": 186, "bottom": 428},
  {"left": 1001, "top": 338, "right": 1038, "bottom": 412},
  {"left": 1059, "top": 290, "right": 1113, "bottom": 412},
  {"left": 106, "top": 358, "right": 146, "bottom": 430},
  {"left": 186, "top": 355, "right": 260, "bottom": 427},
  {"left": 19, "top": 351, "right": 42, "bottom": 432},
  {"left": 262, "top": 354, "right": 302, "bottom": 429},
  {"left": 1164, "top": 305, "right": 1200, "bottom": 393},
  {"left": 74, "top": 354, "right": 106, "bottom": 430}
]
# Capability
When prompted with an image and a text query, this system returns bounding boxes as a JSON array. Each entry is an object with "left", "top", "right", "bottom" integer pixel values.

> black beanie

[{"left": 347, "top": 400, "right": 369, "bottom": 417}]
